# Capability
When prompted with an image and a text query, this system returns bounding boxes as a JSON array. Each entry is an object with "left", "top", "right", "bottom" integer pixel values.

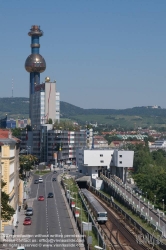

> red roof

[{"left": 0, "top": 129, "right": 20, "bottom": 142}]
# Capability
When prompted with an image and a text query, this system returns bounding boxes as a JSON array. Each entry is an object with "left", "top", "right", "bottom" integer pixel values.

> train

[{"left": 81, "top": 188, "right": 107, "bottom": 223}]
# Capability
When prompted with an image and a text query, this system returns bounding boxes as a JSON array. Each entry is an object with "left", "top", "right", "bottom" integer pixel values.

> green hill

[{"left": 0, "top": 97, "right": 165, "bottom": 129}]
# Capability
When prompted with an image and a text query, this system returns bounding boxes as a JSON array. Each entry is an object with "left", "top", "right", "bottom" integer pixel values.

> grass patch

[
  {"left": 62, "top": 178, "right": 105, "bottom": 249},
  {"left": 35, "top": 170, "right": 51, "bottom": 175}
]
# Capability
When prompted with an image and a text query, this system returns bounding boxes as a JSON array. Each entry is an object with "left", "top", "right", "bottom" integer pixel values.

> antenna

[{"left": 12, "top": 78, "right": 14, "bottom": 98}]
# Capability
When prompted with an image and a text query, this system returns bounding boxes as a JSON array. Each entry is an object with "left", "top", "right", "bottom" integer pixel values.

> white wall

[
  {"left": 84, "top": 149, "right": 114, "bottom": 167},
  {"left": 113, "top": 150, "right": 134, "bottom": 168},
  {"left": 92, "top": 178, "right": 104, "bottom": 190},
  {"left": 9, "top": 162, "right": 14, "bottom": 175},
  {"left": 10, "top": 146, "right": 15, "bottom": 158}
]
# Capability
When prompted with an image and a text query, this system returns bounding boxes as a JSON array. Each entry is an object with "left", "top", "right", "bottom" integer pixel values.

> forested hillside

[{"left": 0, "top": 98, "right": 166, "bottom": 129}]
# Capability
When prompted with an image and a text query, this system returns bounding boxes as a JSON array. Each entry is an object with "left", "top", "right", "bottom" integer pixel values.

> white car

[
  {"left": 17, "top": 247, "right": 25, "bottom": 250},
  {"left": 38, "top": 177, "right": 43, "bottom": 183}
]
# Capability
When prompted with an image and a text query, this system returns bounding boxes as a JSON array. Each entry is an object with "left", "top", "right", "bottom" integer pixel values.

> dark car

[
  {"left": 47, "top": 192, "right": 54, "bottom": 198},
  {"left": 53, "top": 171, "right": 56, "bottom": 174},
  {"left": 52, "top": 178, "right": 56, "bottom": 181},
  {"left": 34, "top": 180, "right": 39, "bottom": 184}
]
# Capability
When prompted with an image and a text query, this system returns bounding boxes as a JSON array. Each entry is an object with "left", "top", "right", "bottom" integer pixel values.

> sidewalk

[{"left": 15, "top": 176, "right": 34, "bottom": 236}]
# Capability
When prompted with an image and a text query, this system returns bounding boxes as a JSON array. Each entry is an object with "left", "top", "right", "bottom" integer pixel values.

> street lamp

[
  {"left": 148, "top": 201, "right": 150, "bottom": 217},
  {"left": 130, "top": 187, "right": 132, "bottom": 202},
  {"left": 154, "top": 195, "right": 156, "bottom": 206},
  {"left": 139, "top": 195, "right": 142, "bottom": 209},
  {"left": 162, "top": 199, "right": 165, "bottom": 212}
]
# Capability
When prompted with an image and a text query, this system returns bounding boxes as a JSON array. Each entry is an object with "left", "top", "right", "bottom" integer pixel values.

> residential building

[
  {"left": 20, "top": 126, "right": 87, "bottom": 164},
  {"left": 0, "top": 129, "right": 23, "bottom": 232},
  {"left": 93, "top": 135, "right": 108, "bottom": 148},
  {"left": 31, "top": 77, "right": 60, "bottom": 129},
  {"left": 149, "top": 140, "right": 166, "bottom": 151}
]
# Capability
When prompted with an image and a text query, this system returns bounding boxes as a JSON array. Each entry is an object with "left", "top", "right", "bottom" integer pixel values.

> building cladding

[
  {"left": 31, "top": 79, "right": 60, "bottom": 129},
  {"left": 21, "top": 126, "right": 87, "bottom": 164}
]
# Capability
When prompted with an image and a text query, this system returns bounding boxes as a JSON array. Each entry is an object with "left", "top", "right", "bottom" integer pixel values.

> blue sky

[{"left": 1, "top": 0, "right": 166, "bottom": 109}]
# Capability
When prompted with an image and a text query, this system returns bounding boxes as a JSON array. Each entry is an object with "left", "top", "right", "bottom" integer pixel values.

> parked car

[
  {"left": 25, "top": 207, "right": 33, "bottom": 216},
  {"left": 47, "top": 192, "right": 54, "bottom": 198},
  {"left": 23, "top": 217, "right": 32, "bottom": 225},
  {"left": 52, "top": 178, "right": 56, "bottom": 181}
]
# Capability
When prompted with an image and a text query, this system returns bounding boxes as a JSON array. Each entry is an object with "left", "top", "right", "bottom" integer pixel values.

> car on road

[
  {"left": 38, "top": 177, "right": 43, "bottom": 183},
  {"left": 53, "top": 171, "right": 56, "bottom": 174},
  {"left": 52, "top": 178, "right": 56, "bottom": 181},
  {"left": 25, "top": 207, "right": 33, "bottom": 216},
  {"left": 47, "top": 192, "right": 54, "bottom": 198},
  {"left": 38, "top": 195, "right": 44, "bottom": 201},
  {"left": 23, "top": 217, "right": 32, "bottom": 225},
  {"left": 34, "top": 180, "right": 38, "bottom": 184},
  {"left": 17, "top": 246, "right": 25, "bottom": 250}
]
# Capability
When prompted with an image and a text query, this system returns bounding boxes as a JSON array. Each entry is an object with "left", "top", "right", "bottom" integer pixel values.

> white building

[
  {"left": 31, "top": 77, "right": 60, "bottom": 129},
  {"left": 149, "top": 140, "right": 166, "bottom": 151},
  {"left": 76, "top": 148, "right": 134, "bottom": 183}
]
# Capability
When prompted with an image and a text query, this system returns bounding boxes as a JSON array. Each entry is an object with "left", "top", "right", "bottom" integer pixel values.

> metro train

[{"left": 81, "top": 188, "right": 107, "bottom": 224}]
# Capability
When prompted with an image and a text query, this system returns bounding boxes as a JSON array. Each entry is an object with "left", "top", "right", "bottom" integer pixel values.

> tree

[
  {"left": 11, "top": 128, "right": 22, "bottom": 137},
  {"left": 48, "top": 118, "right": 53, "bottom": 124},
  {"left": 1, "top": 180, "right": 15, "bottom": 220}
]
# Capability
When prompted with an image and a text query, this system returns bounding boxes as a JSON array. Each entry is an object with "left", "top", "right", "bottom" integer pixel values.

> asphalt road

[{"left": 22, "top": 171, "right": 80, "bottom": 250}]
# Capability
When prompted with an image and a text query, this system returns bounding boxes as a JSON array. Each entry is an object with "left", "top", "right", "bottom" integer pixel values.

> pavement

[{"left": 15, "top": 176, "right": 34, "bottom": 237}]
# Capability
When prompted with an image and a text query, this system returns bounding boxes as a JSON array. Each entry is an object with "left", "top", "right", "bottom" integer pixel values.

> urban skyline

[{"left": 1, "top": 1, "right": 166, "bottom": 109}]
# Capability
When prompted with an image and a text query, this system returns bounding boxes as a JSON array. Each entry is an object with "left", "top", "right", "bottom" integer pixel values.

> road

[{"left": 22, "top": 171, "right": 80, "bottom": 250}]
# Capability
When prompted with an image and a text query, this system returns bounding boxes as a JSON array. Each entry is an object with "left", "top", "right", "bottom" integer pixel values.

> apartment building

[{"left": 0, "top": 129, "right": 23, "bottom": 232}]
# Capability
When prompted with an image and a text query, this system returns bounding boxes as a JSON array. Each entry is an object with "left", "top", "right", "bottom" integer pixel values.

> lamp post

[
  {"left": 130, "top": 187, "right": 132, "bottom": 202},
  {"left": 148, "top": 201, "right": 150, "bottom": 217},
  {"left": 162, "top": 199, "right": 165, "bottom": 212},
  {"left": 139, "top": 195, "right": 142, "bottom": 209},
  {"left": 154, "top": 195, "right": 156, "bottom": 206},
  {"left": 125, "top": 184, "right": 126, "bottom": 196}
]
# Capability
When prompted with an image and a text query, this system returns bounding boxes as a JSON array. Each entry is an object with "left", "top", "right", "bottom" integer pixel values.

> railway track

[{"left": 91, "top": 191, "right": 152, "bottom": 250}]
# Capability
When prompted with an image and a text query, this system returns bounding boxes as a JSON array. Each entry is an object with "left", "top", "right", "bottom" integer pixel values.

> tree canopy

[
  {"left": 1, "top": 180, "right": 15, "bottom": 220},
  {"left": 130, "top": 143, "right": 166, "bottom": 207}
]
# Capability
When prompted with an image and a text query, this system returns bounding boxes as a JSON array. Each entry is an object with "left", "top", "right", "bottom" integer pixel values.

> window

[
  {"left": 100, "top": 160, "right": 104, "bottom": 163},
  {"left": 100, "top": 154, "right": 103, "bottom": 157},
  {"left": 119, "top": 161, "right": 122, "bottom": 164},
  {"left": 95, "top": 170, "right": 98, "bottom": 172},
  {"left": 111, "top": 154, "right": 113, "bottom": 156},
  {"left": 111, "top": 160, "right": 113, "bottom": 163},
  {"left": 119, "top": 155, "right": 122, "bottom": 158}
]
